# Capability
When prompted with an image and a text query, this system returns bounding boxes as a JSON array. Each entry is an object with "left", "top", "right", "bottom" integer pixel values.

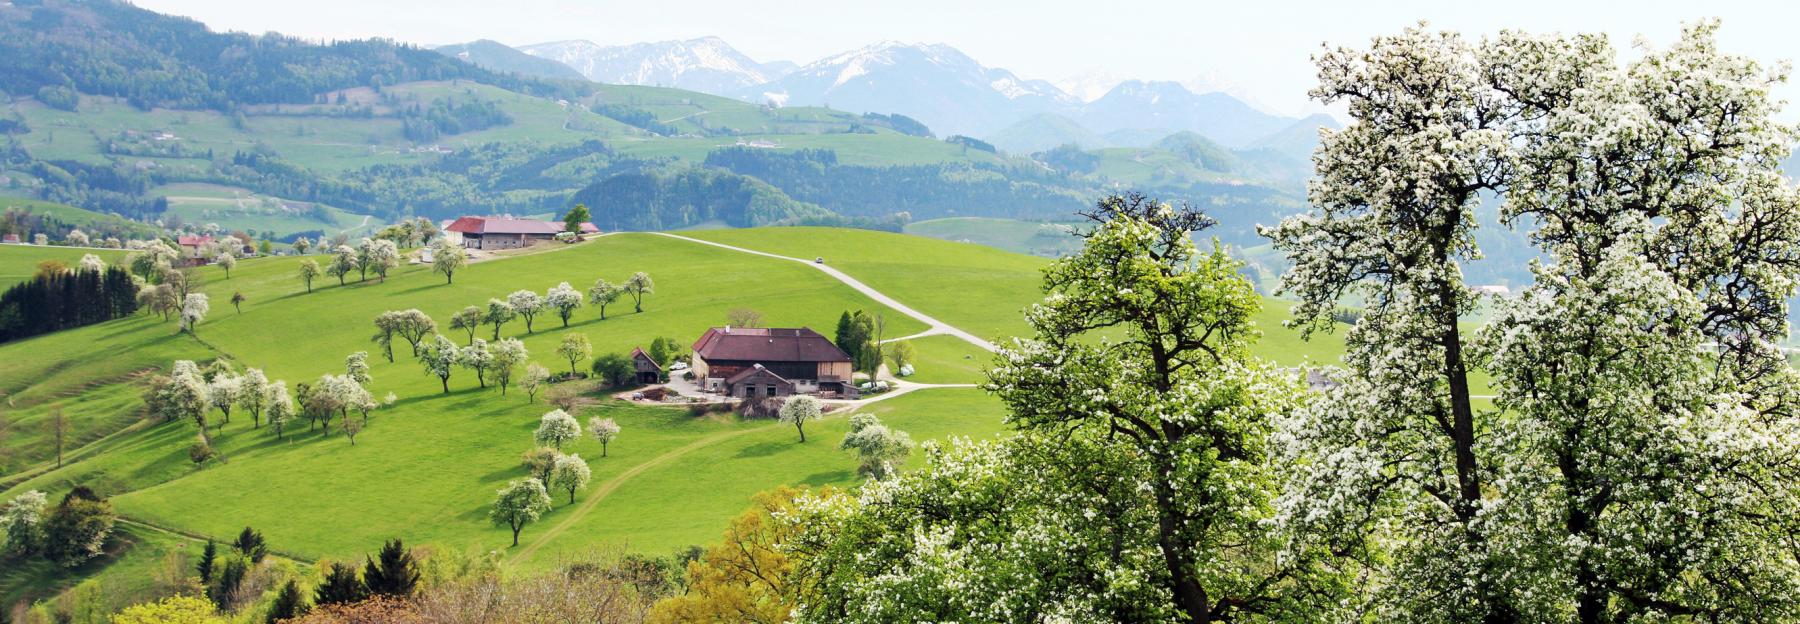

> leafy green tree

[
  {"left": 216, "top": 252, "right": 236, "bottom": 279},
  {"left": 0, "top": 490, "right": 48, "bottom": 556},
  {"left": 112, "top": 595, "right": 223, "bottom": 624},
  {"left": 362, "top": 538, "right": 421, "bottom": 597},
  {"left": 590, "top": 352, "right": 632, "bottom": 387},
  {"left": 490, "top": 478, "right": 553, "bottom": 547},
  {"left": 562, "top": 204, "right": 590, "bottom": 233},
  {"left": 521, "top": 363, "right": 550, "bottom": 403},
  {"left": 43, "top": 487, "right": 116, "bottom": 567},
  {"left": 449, "top": 305, "right": 482, "bottom": 344},
  {"left": 557, "top": 333, "right": 591, "bottom": 377},
  {"left": 490, "top": 338, "right": 527, "bottom": 395},
  {"left": 520, "top": 447, "right": 559, "bottom": 485},
  {"left": 327, "top": 245, "right": 355, "bottom": 285},
  {"left": 483, "top": 298, "right": 515, "bottom": 340}
]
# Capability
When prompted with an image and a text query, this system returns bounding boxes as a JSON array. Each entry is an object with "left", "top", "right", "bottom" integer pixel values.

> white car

[{"left": 668, "top": 361, "right": 690, "bottom": 371}]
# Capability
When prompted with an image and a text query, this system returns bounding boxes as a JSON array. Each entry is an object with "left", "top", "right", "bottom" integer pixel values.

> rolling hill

[
  {"left": 433, "top": 40, "right": 591, "bottom": 82},
  {"left": 0, "top": 225, "right": 1348, "bottom": 614}
]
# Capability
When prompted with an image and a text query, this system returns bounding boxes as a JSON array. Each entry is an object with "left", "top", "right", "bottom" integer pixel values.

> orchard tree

[
  {"left": 265, "top": 380, "right": 294, "bottom": 440},
  {"left": 366, "top": 238, "right": 399, "bottom": 282},
  {"left": 419, "top": 334, "right": 458, "bottom": 393},
  {"left": 490, "top": 478, "right": 552, "bottom": 547},
  {"left": 128, "top": 240, "right": 178, "bottom": 280},
  {"left": 0, "top": 490, "right": 47, "bottom": 556},
  {"left": 77, "top": 253, "right": 105, "bottom": 274},
  {"left": 206, "top": 373, "right": 239, "bottom": 429},
  {"left": 777, "top": 395, "right": 821, "bottom": 443},
  {"left": 491, "top": 338, "right": 527, "bottom": 395},
  {"left": 521, "top": 447, "right": 559, "bottom": 485},
  {"left": 545, "top": 281, "right": 583, "bottom": 327},
  {"left": 534, "top": 409, "right": 580, "bottom": 450},
  {"left": 237, "top": 368, "right": 269, "bottom": 428},
  {"left": 508, "top": 289, "right": 544, "bottom": 333},
  {"left": 432, "top": 238, "right": 466, "bottom": 284},
  {"left": 293, "top": 237, "right": 312, "bottom": 255},
  {"left": 298, "top": 258, "right": 321, "bottom": 293},
  {"left": 549, "top": 453, "right": 591, "bottom": 504},
  {"left": 522, "top": 363, "right": 550, "bottom": 403},
  {"left": 178, "top": 293, "right": 209, "bottom": 334},
  {"left": 838, "top": 413, "right": 913, "bottom": 480},
  {"left": 460, "top": 339, "right": 495, "bottom": 388},
  {"left": 483, "top": 298, "right": 515, "bottom": 340},
  {"left": 587, "top": 278, "right": 622, "bottom": 319},
  {"left": 216, "top": 252, "right": 236, "bottom": 279},
  {"left": 623, "top": 272, "right": 653, "bottom": 313},
  {"left": 371, "top": 312, "right": 400, "bottom": 362},
  {"left": 345, "top": 351, "right": 372, "bottom": 384},
  {"left": 328, "top": 245, "right": 356, "bottom": 285},
  {"left": 557, "top": 333, "right": 591, "bottom": 376},
  {"left": 450, "top": 305, "right": 482, "bottom": 344},
  {"left": 390, "top": 310, "right": 435, "bottom": 356},
  {"left": 587, "top": 417, "right": 619, "bottom": 457},
  {"left": 1266, "top": 23, "right": 1800, "bottom": 623},
  {"left": 229, "top": 291, "right": 244, "bottom": 314}
]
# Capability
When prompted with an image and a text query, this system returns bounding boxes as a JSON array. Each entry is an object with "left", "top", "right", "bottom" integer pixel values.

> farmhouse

[
  {"left": 176, "top": 234, "right": 212, "bottom": 259},
  {"left": 443, "top": 216, "right": 600, "bottom": 250},
  {"left": 690, "top": 327, "right": 859, "bottom": 398}
]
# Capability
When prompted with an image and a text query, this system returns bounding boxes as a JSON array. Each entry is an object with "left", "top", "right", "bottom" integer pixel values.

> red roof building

[
  {"left": 690, "top": 327, "right": 857, "bottom": 398},
  {"left": 443, "top": 216, "right": 563, "bottom": 250}
]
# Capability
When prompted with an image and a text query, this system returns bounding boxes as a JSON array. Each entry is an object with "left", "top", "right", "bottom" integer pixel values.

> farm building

[
  {"left": 443, "top": 216, "right": 599, "bottom": 250},
  {"left": 630, "top": 347, "right": 661, "bottom": 384},
  {"left": 690, "top": 327, "right": 859, "bottom": 399}
]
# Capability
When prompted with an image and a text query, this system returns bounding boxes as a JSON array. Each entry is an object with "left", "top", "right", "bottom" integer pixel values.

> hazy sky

[{"left": 134, "top": 0, "right": 1800, "bottom": 118}]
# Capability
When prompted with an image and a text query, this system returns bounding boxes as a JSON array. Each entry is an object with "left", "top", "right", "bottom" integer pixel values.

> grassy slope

[
  {"left": 0, "top": 245, "right": 129, "bottom": 289},
  {"left": 0, "top": 199, "right": 161, "bottom": 240},
  {"left": 151, "top": 183, "right": 379, "bottom": 238},
  {"left": 4, "top": 232, "right": 957, "bottom": 571},
  {"left": 904, "top": 217, "right": 1084, "bottom": 258},
  {"left": 678, "top": 227, "right": 1349, "bottom": 367}
]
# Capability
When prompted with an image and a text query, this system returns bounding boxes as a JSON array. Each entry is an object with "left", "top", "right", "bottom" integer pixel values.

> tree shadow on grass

[
  {"left": 733, "top": 440, "right": 789, "bottom": 459},
  {"left": 799, "top": 470, "right": 854, "bottom": 487}
]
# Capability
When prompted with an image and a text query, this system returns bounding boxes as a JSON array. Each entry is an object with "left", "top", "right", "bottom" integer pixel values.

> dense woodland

[{"left": 0, "top": 264, "right": 138, "bottom": 342}]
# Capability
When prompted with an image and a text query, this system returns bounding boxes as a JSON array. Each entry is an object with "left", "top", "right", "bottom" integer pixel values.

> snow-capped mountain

[
  {"left": 519, "top": 37, "right": 792, "bottom": 94},
  {"left": 1055, "top": 67, "right": 1127, "bottom": 103},
  {"left": 1077, "top": 80, "right": 1298, "bottom": 148},
  {"left": 741, "top": 41, "right": 1079, "bottom": 137}
]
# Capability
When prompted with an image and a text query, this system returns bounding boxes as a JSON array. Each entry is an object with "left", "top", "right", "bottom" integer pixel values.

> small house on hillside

[
  {"left": 691, "top": 327, "right": 858, "bottom": 399},
  {"left": 630, "top": 347, "right": 661, "bottom": 385},
  {"left": 176, "top": 234, "right": 213, "bottom": 259}
]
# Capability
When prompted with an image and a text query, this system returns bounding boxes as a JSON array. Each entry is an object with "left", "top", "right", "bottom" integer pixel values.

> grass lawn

[
  {"left": 904, "top": 217, "right": 1085, "bottom": 258},
  {"left": 0, "top": 245, "right": 130, "bottom": 289},
  {"left": 151, "top": 183, "right": 380, "bottom": 239},
  {"left": 676, "top": 227, "right": 1350, "bottom": 366},
  {"left": 893, "top": 334, "right": 992, "bottom": 385},
  {"left": 0, "top": 523, "right": 201, "bottom": 616}
]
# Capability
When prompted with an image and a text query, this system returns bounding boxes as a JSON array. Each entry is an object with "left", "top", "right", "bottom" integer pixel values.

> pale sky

[{"left": 133, "top": 0, "right": 1800, "bottom": 119}]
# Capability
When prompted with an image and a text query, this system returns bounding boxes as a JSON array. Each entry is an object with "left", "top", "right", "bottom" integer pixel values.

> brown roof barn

[
  {"left": 690, "top": 327, "right": 858, "bottom": 399},
  {"left": 445, "top": 216, "right": 598, "bottom": 250}
]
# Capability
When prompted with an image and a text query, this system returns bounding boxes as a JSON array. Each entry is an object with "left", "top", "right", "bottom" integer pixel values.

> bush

[
  {"left": 736, "top": 396, "right": 786, "bottom": 419},
  {"left": 686, "top": 402, "right": 732, "bottom": 417},
  {"left": 189, "top": 441, "right": 215, "bottom": 465}
]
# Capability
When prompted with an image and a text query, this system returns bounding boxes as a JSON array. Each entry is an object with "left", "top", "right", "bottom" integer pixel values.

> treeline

[
  {"left": 399, "top": 98, "right": 514, "bottom": 142},
  {"left": 0, "top": 265, "right": 139, "bottom": 343},
  {"left": 0, "top": 0, "right": 591, "bottom": 112},
  {"left": 701, "top": 146, "right": 1088, "bottom": 221},
  {"left": 570, "top": 164, "right": 830, "bottom": 231}
]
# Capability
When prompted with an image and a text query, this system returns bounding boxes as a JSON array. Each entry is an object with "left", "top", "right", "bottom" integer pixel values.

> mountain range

[{"left": 430, "top": 37, "right": 1327, "bottom": 155}]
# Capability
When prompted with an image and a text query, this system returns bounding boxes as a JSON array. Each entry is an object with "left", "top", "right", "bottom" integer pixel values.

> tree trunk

[
  {"left": 511, "top": 526, "right": 521, "bottom": 547},
  {"left": 1151, "top": 456, "right": 1211, "bottom": 623},
  {"left": 441, "top": 377, "right": 450, "bottom": 394}
]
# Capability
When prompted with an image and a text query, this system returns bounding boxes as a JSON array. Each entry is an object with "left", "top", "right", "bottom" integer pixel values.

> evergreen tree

[
  {"left": 361, "top": 538, "right": 420, "bottom": 597},
  {"left": 313, "top": 561, "right": 367, "bottom": 606},
  {"left": 196, "top": 540, "right": 216, "bottom": 584},
  {"left": 233, "top": 526, "right": 267, "bottom": 563},
  {"left": 266, "top": 579, "right": 305, "bottom": 623}
]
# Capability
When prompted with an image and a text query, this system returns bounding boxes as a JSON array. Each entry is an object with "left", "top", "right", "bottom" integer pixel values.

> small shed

[
  {"left": 724, "top": 364, "right": 794, "bottom": 399},
  {"left": 630, "top": 347, "right": 662, "bottom": 385}
]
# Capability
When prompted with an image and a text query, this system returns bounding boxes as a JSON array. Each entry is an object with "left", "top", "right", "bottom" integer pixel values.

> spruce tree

[
  {"left": 313, "top": 561, "right": 367, "bottom": 606},
  {"left": 361, "top": 538, "right": 420, "bottom": 597},
  {"left": 266, "top": 579, "right": 305, "bottom": 623},
  {"left": 196, "top": 540, "right": 216, "bottom": 584}
]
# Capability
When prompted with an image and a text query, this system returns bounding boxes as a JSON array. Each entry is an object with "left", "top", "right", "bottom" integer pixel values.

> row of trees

[
  {"left": 491, "top": 411, "right": 621, "bottom": 546},
  {"left": 0, "top": 255, "right": 139, "bottom": 343}
]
